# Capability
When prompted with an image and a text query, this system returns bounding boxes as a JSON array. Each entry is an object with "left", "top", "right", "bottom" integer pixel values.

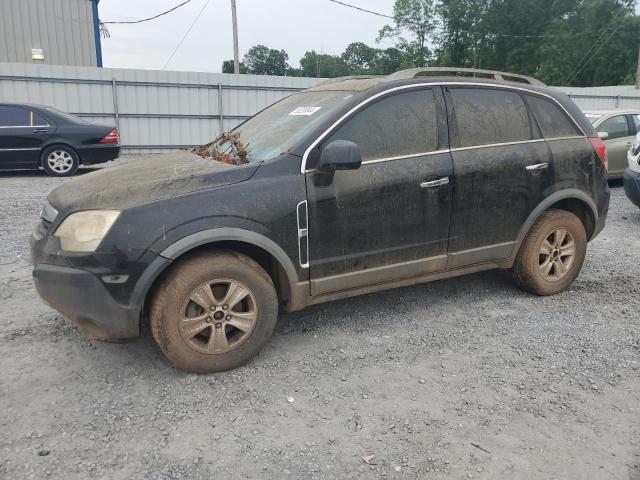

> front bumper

[
  {"left": 30, "top": 222, "right": 170, "bottom": 341},
  {"left": 623, "top": 168, "right": 640, "bottom": 208}
]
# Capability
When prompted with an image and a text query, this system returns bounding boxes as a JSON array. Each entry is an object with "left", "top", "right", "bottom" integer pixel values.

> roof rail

[
  {"left": 386, "top": 67, "right": 546, "bottom": 86},
  {"left": 313, "top": 75, "right": 383, "bottom": 88}
]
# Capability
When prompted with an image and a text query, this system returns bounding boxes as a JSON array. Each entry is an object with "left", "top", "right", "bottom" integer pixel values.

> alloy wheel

[
  {"left": 47, "top": 150, "right": 74, "bottom": 174},
  {"left": 179, "top": 278, "right": 258, "bottom": 354},
  {"left": 538, "top": 228, "right": 576, "bottom": 281}
]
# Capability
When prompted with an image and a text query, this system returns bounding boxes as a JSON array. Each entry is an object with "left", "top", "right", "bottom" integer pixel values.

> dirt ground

[{"left": 0, "top": 164, "right": 639, "bottom": 480}]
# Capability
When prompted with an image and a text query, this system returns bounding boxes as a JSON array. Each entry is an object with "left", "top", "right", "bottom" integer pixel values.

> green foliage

[
  {"left": 243, "top": 45, "right": 290, "bottom": 76},
  {"left": 222, "top": 0, "right": 640, "bottom": 86},
  {"left": 221, "top": 59, "right": 248, "bottom": 74}
]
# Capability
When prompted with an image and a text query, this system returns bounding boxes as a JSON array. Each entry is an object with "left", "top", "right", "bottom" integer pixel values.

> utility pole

[
  {"left": 636, "top": 46, "right": 640, "bottom": 90},
  {"left": 231, "top": 0, "right": 240, "bottom": 74}
]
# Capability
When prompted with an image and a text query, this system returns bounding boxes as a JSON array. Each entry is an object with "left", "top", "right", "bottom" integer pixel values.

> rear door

[
  {"left": 305, "top": 87, "right": 454, "bottom": 295},
  {"left": 0, "top": 106, "right": 54, "bottom": 168},
  {"left": 445, "top": 87, "right": 553, "bottom": 267},
  {"left": 596, "top": 114, "right": 634, "bottom": 177}
]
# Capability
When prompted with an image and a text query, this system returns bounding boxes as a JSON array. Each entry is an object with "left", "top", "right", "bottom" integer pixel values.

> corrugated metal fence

[
  {"left": 2, "top": 62, "right": 640, "bottom": 153},
  {"left": 0, "top": 62, "right": 322, "bottom": 153}
]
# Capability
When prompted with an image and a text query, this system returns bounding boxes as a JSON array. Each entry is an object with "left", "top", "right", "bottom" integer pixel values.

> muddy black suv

[{"left": 30, "top": 68, "right": 610, "bottom": 373}]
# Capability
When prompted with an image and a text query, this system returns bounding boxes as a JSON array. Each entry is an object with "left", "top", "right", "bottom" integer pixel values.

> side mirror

[
  {"left": 597, "top": 131, "right": 609, "bottom": 140},
  {"left": 317, "top": 140, "right": 362, "bottom": 173}
]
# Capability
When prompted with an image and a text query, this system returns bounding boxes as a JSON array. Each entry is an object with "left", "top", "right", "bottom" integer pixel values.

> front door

[
  {"left": 305, "top": 88, "right": 453, "bottom": 296},
  {"left": 596, "top": 114, "right": 634, "bottom": 177},
  {"left": 0, "top": 106, "right": 53, "bottom": 169}
]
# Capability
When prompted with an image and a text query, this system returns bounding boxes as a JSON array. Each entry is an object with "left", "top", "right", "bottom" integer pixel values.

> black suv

[{"left": 30, "top": 68, "right": 610, "bottom": 373}]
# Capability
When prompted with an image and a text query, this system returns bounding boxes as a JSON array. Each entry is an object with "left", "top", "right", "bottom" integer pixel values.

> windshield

[
  {"left": 198, "top": 90, "right": 360, "bottom": 164},
  {"left": 585, "top": 113, "right": 603, "bottom": 125}
]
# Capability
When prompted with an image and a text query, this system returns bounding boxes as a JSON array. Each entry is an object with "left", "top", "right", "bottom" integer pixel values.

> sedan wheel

[{"left": 41, "top": 146, "right": 79, "bottom": 177}]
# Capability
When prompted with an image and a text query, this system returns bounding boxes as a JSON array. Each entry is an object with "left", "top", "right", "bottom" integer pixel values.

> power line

[
  {"left": 103, "top": 0, "right": 194, "bottom": 24},
  {"left": 564, "top": 27, "right": 618, "bottom": 84},
  {"left": 162, "top": 0, "right": 212, "bottom": 70},
  {"left": 326, "top": 0, "right": 395, "bottom": 20}
]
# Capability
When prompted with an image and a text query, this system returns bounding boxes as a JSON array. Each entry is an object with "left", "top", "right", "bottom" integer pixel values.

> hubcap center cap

[{"left": 213, "top": 311, "right": 225, "bottom": 321}]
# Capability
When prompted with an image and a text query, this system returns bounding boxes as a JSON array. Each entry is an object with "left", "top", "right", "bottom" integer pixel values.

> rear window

[
  {"left": 526, "top": 95, "right": 581, "bottom": 138},
  {"left": 325, "top": 89, "right": 438, "bottom": 161},
  {"left": 449, "top": 88, "right": 532, "bottom": 147}
]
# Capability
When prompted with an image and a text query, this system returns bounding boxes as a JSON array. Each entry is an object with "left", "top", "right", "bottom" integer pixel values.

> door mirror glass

[
  {"left": 318, "top": 140, "right": 362, "bottom": 172},
  {"left": 597, "top": 131, "right": 609, "bottom": 140}
]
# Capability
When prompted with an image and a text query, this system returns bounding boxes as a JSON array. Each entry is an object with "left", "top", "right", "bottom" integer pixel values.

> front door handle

[
  {"left": 525, "top": 163, "right": 549, "bottom": 172},
  {"left": 420, "top": 177, "right": 449, "bottom": 189},
  {"left": 33, "top": 129, "right": 49, "bottom": 134}
]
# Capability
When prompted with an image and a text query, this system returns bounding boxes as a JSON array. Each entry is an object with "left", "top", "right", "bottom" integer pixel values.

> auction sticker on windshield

[{"left": 289, "top": 106, "right": 322, "bottom": 116}]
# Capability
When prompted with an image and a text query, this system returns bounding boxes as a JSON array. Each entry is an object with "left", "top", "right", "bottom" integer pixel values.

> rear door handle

[
  {"left": 33, "top": 129, "right": 49, "bottom": 134},
  {"left": 526, "top": 163, "right": 549, "bottom": 172},
  {"left": 420, "top": 177, "right": 449, "bottom": 188}
]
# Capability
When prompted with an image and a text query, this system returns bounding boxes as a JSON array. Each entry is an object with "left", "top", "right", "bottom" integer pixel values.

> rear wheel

[
  {"left": 41, "top": 145, "right": 79, "bottom": 177},
  {"left": 512, "top": 209, "right": 587, "bottom": 295},
  {"left": 150, "top": 250, "right": 278, "bottom": 373}
]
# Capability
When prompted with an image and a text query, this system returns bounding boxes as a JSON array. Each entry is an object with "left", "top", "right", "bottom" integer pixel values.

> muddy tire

[
  {"left": 512, "top": 209, "right": 587, "bottom": 296},
  {"left": 150, "top": 250, "right": 278, "bottom": 373},
  {"left": 41, "top": 145, "right": 79, "bottom": 177}
]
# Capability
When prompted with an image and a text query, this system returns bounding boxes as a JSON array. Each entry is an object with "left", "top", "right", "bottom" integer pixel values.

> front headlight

[{"left": 54, "top": 210, "right": 120, "bottom": 252}]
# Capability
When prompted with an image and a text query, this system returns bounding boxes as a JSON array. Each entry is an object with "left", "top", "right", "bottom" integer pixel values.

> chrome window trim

[
  {"left": 449, "top": 138, "right": 546, "bottom": 153},
  {"left": 0, "top": 124, "right": 50, "bottom": 129},
  {"left": 300, "top": 81, "right": 586, "bottom": 173},
  {"left": 361, "top": 149, "right": 450, "bottom": 165},
  {"left": 545, "top": 135, "right": 588, "bottom": 142}
]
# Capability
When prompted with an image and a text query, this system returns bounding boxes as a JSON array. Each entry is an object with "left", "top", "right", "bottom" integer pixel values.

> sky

[{"left": 99, "top": 0, "right": 397, "bottom": 73}]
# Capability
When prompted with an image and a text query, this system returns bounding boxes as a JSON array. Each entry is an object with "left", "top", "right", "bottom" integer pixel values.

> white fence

[{"left": 0, "top": 62, "right": 322, "bottom": 153}]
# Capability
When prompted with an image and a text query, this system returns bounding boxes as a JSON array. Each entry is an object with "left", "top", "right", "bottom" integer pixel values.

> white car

[
  {"left": 584, "top": 109, "right": 640, "bottom": 178},
  {"left": 624, "top": 132, "right": 640, "bottom": 207}
]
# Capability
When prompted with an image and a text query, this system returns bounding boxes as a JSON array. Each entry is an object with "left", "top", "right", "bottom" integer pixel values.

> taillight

[
  {"left": 99, "top": 129, "right": 119, "bottom": 144},
  {"left": 590, "top": 137, "right": 608, "bottom": 171}
]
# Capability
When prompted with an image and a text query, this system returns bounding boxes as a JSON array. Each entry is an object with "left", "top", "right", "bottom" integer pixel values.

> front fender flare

[{"left": 158, "top": 227, "right": 299, "bottom": 286}]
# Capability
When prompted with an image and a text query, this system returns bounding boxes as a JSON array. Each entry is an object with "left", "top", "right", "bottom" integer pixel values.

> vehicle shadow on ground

[{"left": 0, "top": 167, "right": 98, "bottom": 178}]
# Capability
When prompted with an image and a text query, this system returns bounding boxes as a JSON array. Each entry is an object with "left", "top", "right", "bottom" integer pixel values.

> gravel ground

[{"left": 0, "top": 162, "right": 639, "bottom": 480}]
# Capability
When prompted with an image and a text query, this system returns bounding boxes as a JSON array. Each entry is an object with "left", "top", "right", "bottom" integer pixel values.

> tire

[
  {"left": 150, "top": 250, "right": 279, "bottom": 373},
  {"left": 41, "top": 145, "right": 79, "bottom": 177},
  {"left": 512, "top": 209, "right": 587, "bottom": 296}
]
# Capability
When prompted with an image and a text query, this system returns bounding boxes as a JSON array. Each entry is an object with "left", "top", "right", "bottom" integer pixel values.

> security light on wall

[{"left": 31, "top": 49, "right": 44, "bottom": 61}]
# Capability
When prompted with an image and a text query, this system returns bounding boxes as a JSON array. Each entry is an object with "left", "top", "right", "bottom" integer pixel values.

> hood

[{"left": 48, "top": 151, "right": 259, "bottom": 211}]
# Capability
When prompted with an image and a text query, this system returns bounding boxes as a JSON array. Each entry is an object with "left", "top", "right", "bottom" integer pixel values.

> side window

[
  {"left": 526, "top": 95, "right": 581, "bottom": 138},
  {"left": 630, "top": 114, "right": 640, "bottom": 134},
  {"left": 31, "top": 111, "right": 49, "bottom": 127},
  {"left": 598, "top": 115, "right": 631, "bottom": 140},
  {"left": 449, "top": 88, "right": 532, "bottom": 147},
  {"left": 0, "top": 106, "right": 31, "bottom": 127},
  {"left": 325, "top": 89, "right": 438, "bottom": 162}
]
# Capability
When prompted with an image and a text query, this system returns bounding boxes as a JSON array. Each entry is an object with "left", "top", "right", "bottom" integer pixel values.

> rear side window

[
  {"left": 0, "top": 106, "right": 49, "bottom": 127},
  {"left": 598, "top": 115, "right": 632, "bottom": 140},
  {"left": 449, "top": 88, "right": 532, "bottom": 147},
  {"left": 325, "top": 89, "right": 438, "bottom": 162},
  {"left": 526, "top": 95, "right": 581, "bottom": 138},
  {"left": 631, "top": 114, "right": 640, "bottom": 133}
]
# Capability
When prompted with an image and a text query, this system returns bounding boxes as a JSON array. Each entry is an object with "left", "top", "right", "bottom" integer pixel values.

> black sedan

[{"left": 0, "top": 103, "right": 120, "bottom": 176}]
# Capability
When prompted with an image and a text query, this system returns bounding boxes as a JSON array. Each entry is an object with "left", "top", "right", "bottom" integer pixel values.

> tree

[
  {"left": 242, "top": 45, "right": 290, "bottom": 76},
  {"left": 341, "top": 42, "right": 379, "bottom": 74},
  {"left": 299, "top": 50, "right": 350, "bottom": 78},
  {"left": 372, "top": 48, "right": 405, "bottom": 74},
  {"left": 378, "top": 0, "right": 435, "bottom": 67},
  {"left": 221, "top": 59, "right": 248, "bottom": 74}
]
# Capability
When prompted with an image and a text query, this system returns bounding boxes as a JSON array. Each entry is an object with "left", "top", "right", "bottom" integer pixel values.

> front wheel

[
  {"left": 150, "top": 250, "right": 279, "bottom": 373},
  {"left": 511, "top": 209, "right": 587, "bottom": 296},
  {"left": 41, "top": 146, "right": 79, "bottom": 177}
]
